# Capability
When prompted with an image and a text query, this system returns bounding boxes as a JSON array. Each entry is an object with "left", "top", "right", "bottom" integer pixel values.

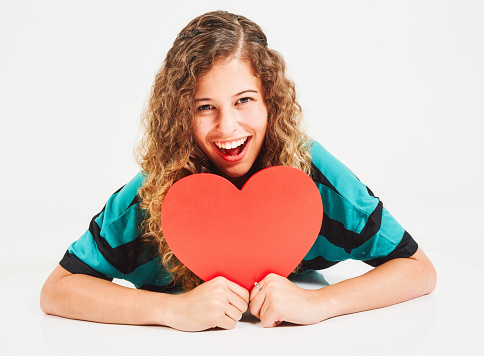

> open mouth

[{"left": 214, "top": 136, "right": 249, "bottom": 156}]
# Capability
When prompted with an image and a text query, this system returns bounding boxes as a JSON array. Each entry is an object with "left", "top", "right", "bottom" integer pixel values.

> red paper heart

[{"left": 161, "top": 166, "right": 323, "bottom": 290}]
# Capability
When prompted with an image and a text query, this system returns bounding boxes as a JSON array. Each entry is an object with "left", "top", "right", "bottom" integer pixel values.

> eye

[
  {"left": 236, "top": 97, "right": 253, "bottom": 104},
  {"left": 197, "top": 104, "right": 214, "bottom": 111}
]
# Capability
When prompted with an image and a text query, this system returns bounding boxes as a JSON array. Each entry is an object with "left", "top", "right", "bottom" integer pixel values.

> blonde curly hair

[{"left": 136, "top": 11, "right": 312, "bottom": 290}]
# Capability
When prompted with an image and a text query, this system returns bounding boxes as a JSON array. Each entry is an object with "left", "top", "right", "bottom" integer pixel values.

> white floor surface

[{"left": 1, "top": 250, "right": 482, "bottom": 356}]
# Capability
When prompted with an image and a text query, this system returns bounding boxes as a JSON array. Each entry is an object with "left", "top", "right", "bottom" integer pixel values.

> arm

[
  {"left": 249, "top": 247, "right": 436, "bottom": 327},
  {"left": 41, "top": 265, "right": 249, "bottom": 331}
]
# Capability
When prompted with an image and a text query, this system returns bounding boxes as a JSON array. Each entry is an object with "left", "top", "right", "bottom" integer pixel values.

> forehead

[{"left": 195, "top": 58, "right": 261, "bottom": 97}]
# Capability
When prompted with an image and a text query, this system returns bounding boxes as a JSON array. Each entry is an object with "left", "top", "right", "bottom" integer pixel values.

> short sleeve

[
  {"left": 302, "top": 141, "right": 418, "bottom": 270},
  {"left": 363, "top": 231, "right": 418, "bottom": 267},
  {"left": 60, "top": 250, "right": 113, "bottom": 281},
  {"left": 59, "top": 173, "right": 173, "bottom": 290}
]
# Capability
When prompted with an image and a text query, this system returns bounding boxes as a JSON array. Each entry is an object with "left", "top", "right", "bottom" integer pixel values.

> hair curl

[{"left": 136, "top": 11, "right": 312, "bottom": 290}]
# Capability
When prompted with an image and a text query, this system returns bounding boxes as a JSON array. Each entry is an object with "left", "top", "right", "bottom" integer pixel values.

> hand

[
  {"left": 249, "top": 273, "right": 326, "bottom": 328},
  {"left": 168, "top": 276, "right": 249, "bottom": 332}
]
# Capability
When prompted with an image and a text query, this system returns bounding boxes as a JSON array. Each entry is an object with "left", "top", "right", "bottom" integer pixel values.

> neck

[{"left": 213, "top": 162, "right": 262, "bottom": 190}]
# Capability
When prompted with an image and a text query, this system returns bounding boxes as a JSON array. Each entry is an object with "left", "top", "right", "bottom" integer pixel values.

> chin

[{"left": 221, "top": 167, "right": 251, "bottom": 179}]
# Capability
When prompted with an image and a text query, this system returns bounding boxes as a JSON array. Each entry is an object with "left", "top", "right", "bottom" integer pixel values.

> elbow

[
  {"left": 417, "top": 251, "right": 437, "bottom": 296},
  {"left": 40, "top": 265, "right": 71, "bottom": 316},
  {"left": 425, "top": 260, "right": 437, "bottom": 295},
  {"left": 410, "top": 247, "right": 437, "bottom": 296},
  {"left": 40, "top": 280, "right": 55, "bottom": 315}
]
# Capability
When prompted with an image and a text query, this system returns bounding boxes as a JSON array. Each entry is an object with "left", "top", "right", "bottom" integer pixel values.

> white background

[{"left": 0, "top": 1, "right": 483, "bottom": 354}]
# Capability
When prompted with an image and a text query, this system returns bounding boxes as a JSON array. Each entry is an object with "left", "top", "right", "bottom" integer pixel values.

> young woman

[{"left": 40, "top": 10, "right": 436, "bottom": 332}]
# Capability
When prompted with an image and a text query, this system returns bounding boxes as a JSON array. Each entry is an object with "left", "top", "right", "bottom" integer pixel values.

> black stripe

[
  {"left": 97, "top": 185, "right": 129, "bottom": 214},
  {"left": 113, "top": 236, "right": 159, "bottom": 274},
  {"left": 98, "top": 185, "right": 128, "bottom": 214},
  {"left": 139, "top": 280, "right": 179, "bottom": 293},
  {"left": 320, "top": 201, "right": 383, "bottom": 254},
  {"left": 59, "top": 251, "right": 113, "bottom": 281},
  {"left": 366, "top": 186, "right": 375, "bottom": 197},
  {"left": 89, "top": 217, "right": 158, "bottom": 275},
  {"left": 298, "top": 256, "right": 340, "bottom": 272},
  {"left": 113, "top": 184, "right": 125, "bottom": 195},
  {"left": 310, "top": 163, "right": 338, "bottom": 194},
  {"left": 128, "top": 194, "right": 141, "bottom": 209},
  {"left": 363, "top": 231, "right": 419, "bottom": 267}
]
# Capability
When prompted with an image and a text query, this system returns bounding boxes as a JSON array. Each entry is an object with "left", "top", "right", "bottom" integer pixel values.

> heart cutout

[{"left": 161, "top": 166, "right": 323, "bottom": 290}]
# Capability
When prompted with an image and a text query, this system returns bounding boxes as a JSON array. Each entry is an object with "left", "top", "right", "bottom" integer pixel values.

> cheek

[
  {"left": 244, "top": 106, "right": 268, "bottom": 130},
  {"left": 192, "top": 119, "right": 207, "bottom": 145},
  {"left": 254, "top": 108, "right": 268, "bottom": 134}
]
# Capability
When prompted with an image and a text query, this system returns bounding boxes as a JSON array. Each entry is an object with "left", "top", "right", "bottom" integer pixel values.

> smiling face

[{"left": 192, "top": 57, "right": 268, "bottom": 187}]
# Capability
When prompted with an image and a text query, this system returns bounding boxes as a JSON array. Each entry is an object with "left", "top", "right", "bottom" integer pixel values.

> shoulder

[
  {"left": 101, "top": 172, "right": 145, "bottom": 226},
  {"left": 303, "top": 140, "right": 414, "bottom": 264},
  {"left": 308, "top": 140, "right": 377, "bottom": 215},
  {"left": 63, "top": 172, "right": 169, "bottom": 286},
  {"left": 309, "top": 140, "right": 357, "bottom": 185}
]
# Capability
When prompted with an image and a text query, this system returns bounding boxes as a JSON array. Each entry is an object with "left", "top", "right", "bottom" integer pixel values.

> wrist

[
  {"left": 151, "top": 292, "right": 180, "bottom": 327},
  {"left": 130, "top": 288, "right": 179, "bottom": 327},
  {"left": 313, "top": 287, "right": 341, "bottom": 321}
]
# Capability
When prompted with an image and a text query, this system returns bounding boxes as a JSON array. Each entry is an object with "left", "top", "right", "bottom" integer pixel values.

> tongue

[{"left": 225, "top": 145, "right": 243, "bottom": 156}]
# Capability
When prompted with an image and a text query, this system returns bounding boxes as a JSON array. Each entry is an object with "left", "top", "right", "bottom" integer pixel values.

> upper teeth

[{"left": 214, "top": 137, "right": 248, "bottom": 149}]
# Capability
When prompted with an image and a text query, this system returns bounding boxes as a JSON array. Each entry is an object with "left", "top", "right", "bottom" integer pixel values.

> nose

[{"left": 216, "top": 107, "right": 238, "bottom": 135}]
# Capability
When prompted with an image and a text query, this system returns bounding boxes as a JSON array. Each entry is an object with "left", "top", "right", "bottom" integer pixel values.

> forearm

[
  {"left": 315, "top": 247, "right": 437, "bottom": 319},
  {"left": 40, "top": 265, "right": 176, "bottom": 326},
  {"left": 41, "top": 265, "right": 250, "bottom": 331}
]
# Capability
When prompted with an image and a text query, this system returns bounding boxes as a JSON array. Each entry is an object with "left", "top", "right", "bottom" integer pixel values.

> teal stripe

[
  {"left": 68, "top": 230, "right": 124, "bottom": 279},
  {"left": 102, "top": 172, "right": 144, "bottom": 226},
  {"left": 303, "top": 206, "right": 405, "bottom": 262},
  {"left": 68, "top": 230, "right": 173, "bottom": 287},
  {"left": 317, "top": 184, "right": 377, "bottom": 235},
  {"left": 94, "top": 211, "right": 105, "bottom": 230},
  {"left": 92, "top": 209, "right": 142, "bottom": 249},
  {"left": 367, "top": 207, "right": 404, "bottom": 258},
  {"left": 310, "top": 141, "right": 378, "bottom": 215},
  {"left": 304, "top": 235, "right": 351, "bottom": 262},
  {"left": 101, "top": 204, "right": 141, "bottom": 248},
  {"left": 307, "top": 140, "right": 406, "bottom": 263}
]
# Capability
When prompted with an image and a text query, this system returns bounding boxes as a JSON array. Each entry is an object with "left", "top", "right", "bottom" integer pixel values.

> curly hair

[{"left": 136, "top": 10, "right": 312, "bottom": 290}]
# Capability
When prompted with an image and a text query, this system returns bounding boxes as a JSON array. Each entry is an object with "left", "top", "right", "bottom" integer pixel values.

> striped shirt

[{"left": 60, "top": 140, "right": 418, "bottom": 291}]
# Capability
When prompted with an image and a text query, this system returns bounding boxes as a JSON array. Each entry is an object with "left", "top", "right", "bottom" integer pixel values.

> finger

[
  {"left": 217, "top": 314, "right": 237, "bottom": 330},
  {"left": 225, "top": 303, "right": 243, "bottom": 322},
  {"left": 260, "top": 301, "right": 281, "bottom": 328},
  {"left": 228, "top": 291, "right": 249, "bottom": 314},
  {"left": 249, "top": 288, "right": 265, "bottom": 319},
  {"left": 227, "top": 280, "right": 250, "bottom": 303},
  {"left": 264, "top": 319, "right": 283, "bottom": 328},
  {"left": 250, "top": 277, "right": 267, "bottom": 300},
  {"left": 249, "top": 281, "right": 263, "bottom": 302}
]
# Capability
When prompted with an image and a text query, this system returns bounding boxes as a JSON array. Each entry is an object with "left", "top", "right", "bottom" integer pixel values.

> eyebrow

[{"left": 194, "top": 89, "right": 259, "bottom": 103}]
